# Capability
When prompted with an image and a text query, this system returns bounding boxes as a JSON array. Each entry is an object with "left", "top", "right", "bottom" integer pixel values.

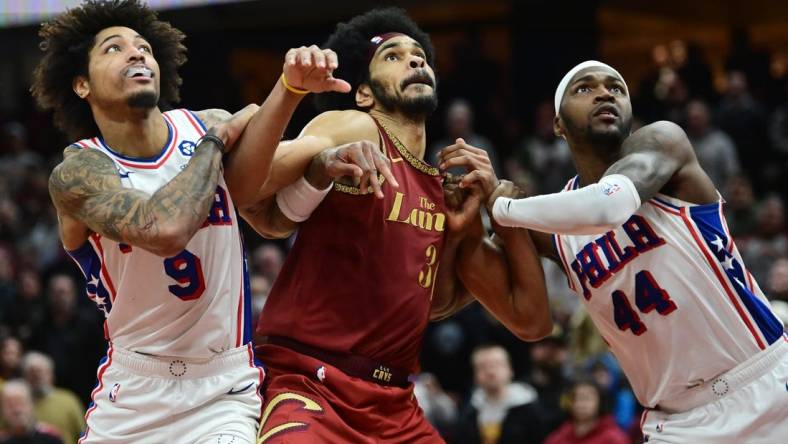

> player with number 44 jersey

[{"left": 489, "top": 61, "right": 787, "bottom": 444}]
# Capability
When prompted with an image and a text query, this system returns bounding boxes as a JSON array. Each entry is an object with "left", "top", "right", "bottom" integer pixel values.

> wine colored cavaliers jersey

[
  {"left": 65, "top": 109, "right": 252, "bottom": 359},
  {"left": 553, "top": 175, "right": 785, "bottom": 408},
  {"left": 257, "top": 118, "right": 446, "bottom": 373}
]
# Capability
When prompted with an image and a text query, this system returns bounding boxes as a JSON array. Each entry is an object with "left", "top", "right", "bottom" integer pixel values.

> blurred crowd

[{"left": 1, "top": 28, "right": 788, "bottom": 444}]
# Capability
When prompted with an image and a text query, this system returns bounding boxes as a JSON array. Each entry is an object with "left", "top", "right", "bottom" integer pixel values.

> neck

[
  {"left": 566, "top": 136, "right": 622, "bottom": 186},
  {"left": 484, "top": 385, "right": 507, "bottom": 402},
  {"left": 92, "top": 104, "right": 168, "bottom": 158},
  {"left": 369, "top": 108, "right": 427, "bottom": 159},
  {"left": 572, "top": 417, "right": 599, "bottom": 436}
]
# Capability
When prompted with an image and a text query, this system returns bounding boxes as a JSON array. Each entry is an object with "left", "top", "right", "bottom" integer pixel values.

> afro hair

[
  {"left": 31, "top": 0, "right": 187, "bottom": 141},
  {"left": 314, "top": 7, "right": 434, "bottom": 113}
]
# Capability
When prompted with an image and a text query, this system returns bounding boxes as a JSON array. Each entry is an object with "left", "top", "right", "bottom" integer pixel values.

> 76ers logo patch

[
  {"left": 109, "top": 383, "right": 120, "bottom": 402},
  {"left": 179, "top": 140, "right": 196, "bottom": 156},
  {"left": 602, "top": 182, "right": 621, "bottom": 196}
]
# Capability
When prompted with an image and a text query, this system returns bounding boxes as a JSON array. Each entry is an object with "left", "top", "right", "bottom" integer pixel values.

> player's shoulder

[
  {"left": 191, "top": 108, "right": 232, "bottom": 128},
  {"left": 49, "top": 145, "right": 117, "bottom": 205},
  {"left": 627, "top": 120, "right": 694, "bottom": 159},
  {"left": 302, "top": 110, "right": 378, "bottom": 143}
]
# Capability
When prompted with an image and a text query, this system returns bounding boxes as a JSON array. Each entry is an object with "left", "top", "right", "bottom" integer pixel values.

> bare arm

[
  {"left": 49, "top": 137, "right": 223, "bottom": 257},
  {"left": 222, "top": 46, "right": 351, "bottom": 207},
  {"left": 238, "top": 110, "right": 379, "bottom": 233},
  {"left": 430, "top": 143, "right": 552, "bottom": 340},
  {"left": 50, "top": 106, "right": 257, "bottom": 256}
]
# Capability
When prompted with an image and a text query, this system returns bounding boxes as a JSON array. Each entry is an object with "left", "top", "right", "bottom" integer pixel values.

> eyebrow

[
  {"left": 569, "top": 74, "right": 624, "bottom": 88},
  {"left": 98, "top": 34, "right": 146, "bottom": 47},
  {"left": 379, "top": 41, "right": 425, "bottom": 54}
]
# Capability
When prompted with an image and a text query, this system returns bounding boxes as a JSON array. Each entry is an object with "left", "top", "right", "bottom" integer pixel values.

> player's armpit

[
  {"left": 239, "top": 196, "right": 297, "bottom": 240},
  {"left": 49, "top": 140, "right": 224, "bottom": 257}
]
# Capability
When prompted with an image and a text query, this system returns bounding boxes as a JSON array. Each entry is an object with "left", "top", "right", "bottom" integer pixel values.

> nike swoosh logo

[
  {"left": 227, "top": 382, "right": 255, "bottom": 395},
  {"left": 391, "top": 157, "right": 403, "bottom": 163}
]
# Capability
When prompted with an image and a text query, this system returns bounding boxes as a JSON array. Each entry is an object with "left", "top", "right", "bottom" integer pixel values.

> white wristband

[{"left": 275, "top": 176, "right": 333, "bottom": 223}]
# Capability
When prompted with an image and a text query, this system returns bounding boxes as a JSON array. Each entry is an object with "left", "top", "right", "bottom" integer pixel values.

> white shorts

[
  {"left": 79, "top": 343, "right": 264, "bottom": 444},
  {"left": 641, "top": 336, "right": 788, "bottom": 444}
]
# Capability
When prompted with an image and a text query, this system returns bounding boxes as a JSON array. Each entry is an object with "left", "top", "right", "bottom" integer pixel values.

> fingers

[
  {"left": 359, "top": 144, "right": 383, "bottom": 198},
  {"left": 285, "top": 48, "right": 298, "bottom": 67},
  {"left": 372, "top": 149, "right": 399, "bottom": 189},
  {"left": 440, "top": 138, "right": 489, "bottom": 159},
  {"left": 460, "top": 170, "right": 491, "bottom": 189},
  {"left": 325, "top": 49, "right": 339, "bottom": 71},
  {"left": 326, "top": 78, "right": 352, "bottom": 93},
  {"left": 310, "top": 45, "right": 326, "bottom": 69}
]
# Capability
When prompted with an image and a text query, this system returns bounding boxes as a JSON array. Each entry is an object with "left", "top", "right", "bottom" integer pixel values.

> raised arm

[
  {"left": 490, "top": 121, "right": 717, "bottom": 235},
  {"left": 49, "top": 106, "right": 256, "bottom": 257},
  {"left": 222, "top": 46, "right": 351, "bottom": 207}
]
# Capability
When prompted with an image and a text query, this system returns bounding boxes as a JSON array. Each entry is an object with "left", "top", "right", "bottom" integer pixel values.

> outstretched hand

[
  {"left": 308, "top": 141, "right": 399, "bottom": 199},
  {"left": 283, "top": 46, "right": 352, "bottom": 94}
]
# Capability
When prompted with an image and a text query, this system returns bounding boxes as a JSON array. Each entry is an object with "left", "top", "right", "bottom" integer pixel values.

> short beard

[
  {"left": 369, "top": 78, "right": 438, "bottom": 119},
  {"left": 126, "top": 91, "right": 158, "bottom": 109},
  {"left": 562, "top": 111, "right": 631, "bottom": 149}
]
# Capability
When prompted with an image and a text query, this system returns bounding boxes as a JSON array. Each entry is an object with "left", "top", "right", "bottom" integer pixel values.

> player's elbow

[
  {"left": 150, "top": 227, "right": 192, "bottom": 257},
  {"left": 515, "top": 318, "right": 554, "bottom": 341}
]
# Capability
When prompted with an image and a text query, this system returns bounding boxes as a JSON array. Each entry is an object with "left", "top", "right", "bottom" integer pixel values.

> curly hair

[
  {"left": 314, "top": 7, "right": 434, "bottom": 113},
  {"left": 31, "top": 0, "right": 187, "bottom": 141}
]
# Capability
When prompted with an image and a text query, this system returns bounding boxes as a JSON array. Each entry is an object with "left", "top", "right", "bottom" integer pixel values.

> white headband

[{"left": 554, "top": 60, "right": 626, "bottom": 113}]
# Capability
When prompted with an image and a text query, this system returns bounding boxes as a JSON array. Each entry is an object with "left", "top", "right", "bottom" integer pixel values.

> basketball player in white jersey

[
  {"left": 465, "top": 61, "right": 788, "bottom": 443},
  {"left": 33, "top": 1, "right": 349, "bottom": 443}
]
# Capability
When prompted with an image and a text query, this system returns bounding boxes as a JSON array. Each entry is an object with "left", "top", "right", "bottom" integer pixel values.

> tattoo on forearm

[{"left": 49, "top": 143, "right": 223, "bottom": 247}]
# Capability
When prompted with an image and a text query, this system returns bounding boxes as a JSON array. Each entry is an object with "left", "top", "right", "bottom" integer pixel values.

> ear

[
  {"left": 553, "top": 114, "right": 565, "bottom": 139},
  {"left": 73, "top": 75, "right": 90, "bottom": 100},
  {"left": 355, "top": 83, "right": 374, "bottom": 109}
]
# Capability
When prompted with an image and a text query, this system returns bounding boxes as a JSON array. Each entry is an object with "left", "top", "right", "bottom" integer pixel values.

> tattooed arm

[
  {"left": 49, "top": 137, "right": 223, "bottom": 257},
  {"left": 49, "top": 105, "right": 258, "bottom": 256}
]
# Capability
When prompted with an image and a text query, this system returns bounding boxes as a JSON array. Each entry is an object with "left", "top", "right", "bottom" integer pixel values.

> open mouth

[
  {"left": 401, "top": 72, "right": 434, "bottom": 90},
  {"left": 593, "top": 104, "right": 619, "bottom": 119},
  {"left": 125, "top": 65, "right": 154, "bottom": 79}
]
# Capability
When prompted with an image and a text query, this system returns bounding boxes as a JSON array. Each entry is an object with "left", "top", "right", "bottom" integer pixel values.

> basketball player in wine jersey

[
  {"left": 33, "top": 1, "right": 349, "bottom": 442},
  {"left": 237, "top": 8, "right": 552, "bottom": 443},
  {"left": 487, "top": 61, "right": 788, "bottom": 443}
]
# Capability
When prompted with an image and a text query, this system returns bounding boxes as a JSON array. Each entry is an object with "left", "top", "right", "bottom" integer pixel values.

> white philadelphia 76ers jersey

[
  {"left": 66, "top": 109, "right": 253, "bottom": 359},
  {"left": 554, "top": 176, "right": 785, "bottom": 408}
]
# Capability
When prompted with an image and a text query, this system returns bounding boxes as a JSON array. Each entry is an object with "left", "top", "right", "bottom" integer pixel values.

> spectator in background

[
  {"left": 21, "top": 353, "right": 84, "bottom": 444},
  {"left": 0, "top": 122, "right": 42, "bottom": 195},
  {"left": 522, "top": 328, "right": 567, "bottom": 426},
  {"left": 5, "top": 269, "right": 47, "bottom": 346},
  {"left": 0, "top": 380, "right": 63, "bottom": 444},
  {"left": 455, "top": 345, "right": 546, "bottom": 444},
  {"left": 0, "top": 338, "right": 22, "bottom": 383},
  {"left": 724, "top": 175, "right": 758, "bottom": 237},
  {"left": 429, "top": 99, "right": 500, "bottom": 174},
  {"left": 252, "top": 243, "right": 284, "bottom": 283},
  {"left": 31, "top": 274, "right": 103, "bottom": 405},
  {"left": 510, "top": 101, "right": 574, "bottom": 194},
  {"left": 739, "top": 195, "right": 788, "bottom": 283},
  {"left": 543, "top": 379, "right": 628, "bottom": 444},
  {"left": 413, "top": 373, "right": 458, "bottom": 439},
  {"left": 717, "top": 71, "right": 773, "bottom": 192},
  {"left": 249, "top": 274, "right": 271, "bottom": 333},
  {"left": 0, "top": 248, "right": 15, "bottom": 329},
  {"left": 685, "top": 99, "right": 740, "bottom": 195},
  {"left": 672, "top": 41, "right": 716, "bottom": 103},
  {"left": 767, "top": 258, "right": 788, "bottom": 302}
]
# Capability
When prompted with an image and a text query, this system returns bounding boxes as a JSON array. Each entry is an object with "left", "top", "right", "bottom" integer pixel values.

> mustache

[{"left": 400, "top": 70, "right": 435, "bottom": 90}]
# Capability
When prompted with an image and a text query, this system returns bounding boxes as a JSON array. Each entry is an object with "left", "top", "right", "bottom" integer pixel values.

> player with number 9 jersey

[{"left": 67, "top": 109, "right": 251, "bottom": 358}]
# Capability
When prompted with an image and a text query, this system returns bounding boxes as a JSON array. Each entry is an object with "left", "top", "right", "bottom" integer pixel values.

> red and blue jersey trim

[{"left": 95, "top": 114, "right": 178, "bottom": 169}]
